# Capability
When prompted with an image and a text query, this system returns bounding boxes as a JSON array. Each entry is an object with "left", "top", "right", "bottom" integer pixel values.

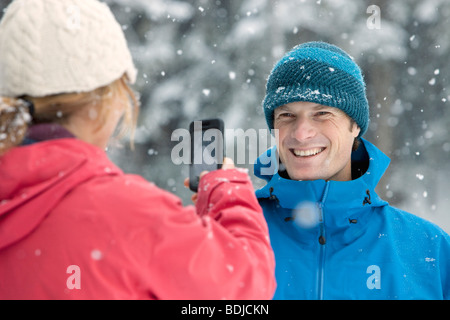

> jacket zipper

[
  {"left": 317, "top": 203, "right": 326, "bottom": 300},
  {"left": 317, "top": 182, "right": 330, "bottom": 300}
]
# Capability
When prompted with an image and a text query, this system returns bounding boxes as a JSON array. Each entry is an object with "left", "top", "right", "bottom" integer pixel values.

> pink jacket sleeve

[{"left": 147, "top": 168, "right": 276, "bottom": 300}]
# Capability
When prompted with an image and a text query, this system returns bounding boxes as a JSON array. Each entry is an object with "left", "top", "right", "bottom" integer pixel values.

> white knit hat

[{"left": 0, "top": 0, "right": 137, "bottom": 97}]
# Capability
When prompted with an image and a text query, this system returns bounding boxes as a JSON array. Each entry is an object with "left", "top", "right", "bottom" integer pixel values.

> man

[{"left": 255, "top": 41, "right": 450, "bottom": 299}]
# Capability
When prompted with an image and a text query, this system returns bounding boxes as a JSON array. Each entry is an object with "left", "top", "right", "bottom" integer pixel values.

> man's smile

[{"left": 290, "top": 147, "right": 326, "bottom": 158}]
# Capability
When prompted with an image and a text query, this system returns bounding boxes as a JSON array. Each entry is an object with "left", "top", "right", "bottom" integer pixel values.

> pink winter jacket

[{"left": 0, "top": 138, "right": 276, "bottom": 299}]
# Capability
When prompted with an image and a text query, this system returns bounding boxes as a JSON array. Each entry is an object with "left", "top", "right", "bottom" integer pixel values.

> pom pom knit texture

[
  {"left": 0, "top": 0, "right": 137, "bottom": 98},
  {"left": 263, "top": 42, "right": 369, "bottom": 138}
]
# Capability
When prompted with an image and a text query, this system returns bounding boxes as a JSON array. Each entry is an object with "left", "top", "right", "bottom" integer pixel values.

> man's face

[{"left": 273, "top": 101, "right": 361, "bottom": 181}]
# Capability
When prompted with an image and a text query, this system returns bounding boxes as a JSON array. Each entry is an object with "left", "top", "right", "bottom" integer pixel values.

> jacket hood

[
  {"left": 254, "top": 138, "right": 390, "bottom": 210},
  {"left": 0, "top": 139, "right": 121, "bottom": 250}
]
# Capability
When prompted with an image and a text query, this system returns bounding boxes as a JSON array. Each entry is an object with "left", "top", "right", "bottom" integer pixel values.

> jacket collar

[
  {"left": 22, "top": 123, "right": 75, "bottom": 145},
  {"left": 254, "top": 138, "right": 390, "bottom": 210}
]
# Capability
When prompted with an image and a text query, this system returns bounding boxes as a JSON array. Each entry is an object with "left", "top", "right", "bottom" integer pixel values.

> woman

[{"left": 0, "top": 0, "right": 275, "bottom": 299}]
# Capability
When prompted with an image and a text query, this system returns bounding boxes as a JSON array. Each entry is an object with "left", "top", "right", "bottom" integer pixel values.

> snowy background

[{"left": 1, "top": 0, "right": 449, "bottom": 232}]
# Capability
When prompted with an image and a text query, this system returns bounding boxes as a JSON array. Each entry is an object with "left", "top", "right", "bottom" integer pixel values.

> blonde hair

[
  {"left": 0, "top": 74, "right": 139, "bottom": 155},
  {"left": 0, "top": 98, "right": 31, "bottom": 154}
]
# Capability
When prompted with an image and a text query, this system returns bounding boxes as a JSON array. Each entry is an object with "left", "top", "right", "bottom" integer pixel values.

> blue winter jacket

[{"left": 255, "top": 139, "right": 450, "bottom": 299}]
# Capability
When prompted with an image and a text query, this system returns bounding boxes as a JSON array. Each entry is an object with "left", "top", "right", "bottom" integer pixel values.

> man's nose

[{"left": 291, "top": 117, "right": 317, "bottom": 141}]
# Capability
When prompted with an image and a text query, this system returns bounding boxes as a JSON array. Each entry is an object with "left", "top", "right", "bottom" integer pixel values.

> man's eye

[
  {"left": 315, "top": 111, "right": 330, "bottom": 117},
  {"left": 277, "top": 112, "right": 294, "bottom": 118}
]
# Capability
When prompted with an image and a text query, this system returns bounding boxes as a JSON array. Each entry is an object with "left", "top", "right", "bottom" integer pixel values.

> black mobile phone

[{"left": 189, "top": 118, "right": 225, "bottom": 192}]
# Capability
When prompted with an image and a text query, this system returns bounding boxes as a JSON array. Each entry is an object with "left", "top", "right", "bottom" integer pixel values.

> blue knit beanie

[{"left": 263, "top": 41, "right": 369, "bottom": 138}]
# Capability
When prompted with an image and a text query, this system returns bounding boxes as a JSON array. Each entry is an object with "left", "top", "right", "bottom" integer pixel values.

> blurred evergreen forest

[{"left": 1, "top": 0, "right": 449, "bottom": 231}]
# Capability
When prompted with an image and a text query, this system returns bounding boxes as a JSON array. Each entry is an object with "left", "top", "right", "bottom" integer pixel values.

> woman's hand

[{"left": 184, "top": 157, "right": 235, "bottom": 204}]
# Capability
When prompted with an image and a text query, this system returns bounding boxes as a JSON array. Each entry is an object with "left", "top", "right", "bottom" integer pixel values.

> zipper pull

[
  {"left": 317, "top": 202, "right": 326, "bottom": 245},
  {"left": 319, "top": 235, "right": 326, "bottom": 245}
]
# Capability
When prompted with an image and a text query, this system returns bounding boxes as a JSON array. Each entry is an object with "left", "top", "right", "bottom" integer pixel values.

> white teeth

[{"left": 293, "top": 148, "right": 324, "bottom": 157}]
